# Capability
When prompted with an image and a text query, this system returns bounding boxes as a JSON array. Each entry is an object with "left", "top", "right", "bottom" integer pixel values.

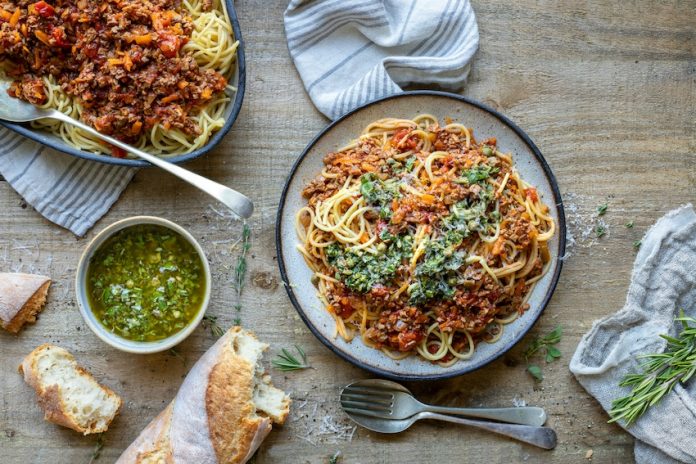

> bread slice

[
  {"left": 0, "top": 272, "right": 51, "bottom": 333},
  {"left": 19, "top": 344, "right": 123, "bottom": 435},
  {"left": 116, "top": 327, "right": 290, "bottom": 464}
]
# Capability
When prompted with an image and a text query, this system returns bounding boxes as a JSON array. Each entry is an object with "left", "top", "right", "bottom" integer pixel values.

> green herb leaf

[
  {"left": 597, "top": 203, "right": 608, "bottom": 216},
  {"left": 272, "top": 345, "right": 311, "bottom": 371},
  {"left": 625, "top": 221, "right": 634, "bottom": 228},
  {"left": 232, "top": 224, "right": 251, "bottom": 325},
  {"left": 527, "top": 364, "right": 543, "bottom": 381},
  {"left": 328, "top": 451, "right": 342, "bottom": 464},
  {"left": 609, "top": 312, "right": 696, "bottom": 426},
  {"left": 595, "top": 225, "right": 606, "bottom": 238},
  {"left": 633, "top": 240, "right": 642, "bottom": 250},
  {"left": 202, "top": 315, "right": 224, "bottom": 338},
  {"left": 89, "top": 434, "right": 105, "bottom": 464}
]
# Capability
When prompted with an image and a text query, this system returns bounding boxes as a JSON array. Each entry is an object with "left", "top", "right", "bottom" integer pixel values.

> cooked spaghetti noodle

[
  {"left": 297, "top": 115, "right": 555, "bottom": 365},
  {"left": 0, "top": 0, "right": 237, "bottom": 157}
]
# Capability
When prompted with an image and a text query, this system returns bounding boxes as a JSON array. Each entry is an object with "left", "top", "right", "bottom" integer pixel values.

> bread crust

[
  {"left": 19, "top": 344, "right": 123, "bottom": 435},
  {"left": 116, "top": 327, "right": 290, "bottom": 464},
  {"left": 0, "top": 273, "right": 50, "bottom": 333}
]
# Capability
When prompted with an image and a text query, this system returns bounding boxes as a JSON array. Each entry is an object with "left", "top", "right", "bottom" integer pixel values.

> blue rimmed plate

[
  {"left": 0, "top": 0, "right": 246, "bottom": 167},
  {"left": 276, "top": 91, "right": 566, "bottom": 381}
]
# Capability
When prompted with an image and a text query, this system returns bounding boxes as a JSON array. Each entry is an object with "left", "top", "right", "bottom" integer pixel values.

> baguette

[
  {"left": 19, "top": 344, "right": 123, "bottom": 435},
  {"left": 0, "top": 272, "right": 50, "bottom": 333},
  {"left": 116, "top": 327, "right": 291, "bottom": 464}
]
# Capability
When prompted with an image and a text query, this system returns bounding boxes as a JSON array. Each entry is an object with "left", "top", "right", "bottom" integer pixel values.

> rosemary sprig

[
  {"left": 202, "top": 315, "right": 224, "bottom": 338},
  {"left": 609, "top": 313, "right": 696, "bottom": 426},
  {"left": 88, "top": 434, "right": 105, "bottom": 464},
  {"left": 272, "top": 345, "right": 311, "bottom": 371},
  {"left": 233, "top": 224, "right": 251, "bottom": 322},
  {"left": 524, "top": 326, "right": 562, "bottom": 381}
]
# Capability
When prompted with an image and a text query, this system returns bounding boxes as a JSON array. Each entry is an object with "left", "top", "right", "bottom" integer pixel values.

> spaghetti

[
  {"left": 0, "top": 0, "right": 237, "bottom": 157},
  {"left": 297, "top": 115, "right": 555, "bottom": 366}
]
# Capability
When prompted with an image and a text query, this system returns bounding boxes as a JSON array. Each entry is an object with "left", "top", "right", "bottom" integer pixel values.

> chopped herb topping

[
  {"left": 360, "top": 173, "right": 401, "bottom": 219},
  {"left": 456, "top": 164, "right": 499, "bottom": 185}
]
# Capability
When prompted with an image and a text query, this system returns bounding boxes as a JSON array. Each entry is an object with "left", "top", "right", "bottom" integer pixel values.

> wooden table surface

[{"left": 1, "top": 1, "right": 694, "bottom": 463}]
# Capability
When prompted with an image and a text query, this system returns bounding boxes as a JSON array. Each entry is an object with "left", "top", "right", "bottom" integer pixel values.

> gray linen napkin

[
  {"left": 0, "top": 127, "right": 135, "bottom": 236},
  {"left": 569, "top": 204, "right": 696, "bottom": 464},
  {"left": 284, "top": 0, "right": 479, "bottom": 120}
]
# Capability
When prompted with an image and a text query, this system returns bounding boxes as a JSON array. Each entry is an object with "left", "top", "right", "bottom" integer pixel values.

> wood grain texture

[{"left": 1, "top": 0, "right": 695, "bottom": 462}]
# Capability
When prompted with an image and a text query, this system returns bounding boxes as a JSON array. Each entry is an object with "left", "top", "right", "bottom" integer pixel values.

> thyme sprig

[
  {"left": 609, "top": 313, "right": 696, "bottom": 426},
  {"left": 202, "top": 315, "right": 224, "bottom": 338},
  {"left": 272, "top": 345, "right": 311, "bottom": 371}
]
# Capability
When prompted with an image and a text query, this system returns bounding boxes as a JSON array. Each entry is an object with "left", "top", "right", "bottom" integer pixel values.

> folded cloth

[
  {"left": 570, "top": 205, "right": 696, "bottom": 464},
  {"left": 284, "top": 0, "right": 479, "bottom": 120},
  {"left": 0, "top": 127, "right": 135, "bottom": 237}
]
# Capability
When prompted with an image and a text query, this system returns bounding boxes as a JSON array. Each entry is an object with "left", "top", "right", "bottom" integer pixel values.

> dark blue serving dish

[{"left": 0, "top": 0, "right": 246, "bottom": 168}]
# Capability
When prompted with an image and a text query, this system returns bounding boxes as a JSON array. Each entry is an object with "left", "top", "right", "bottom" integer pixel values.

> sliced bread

[
  {"left": 19, "top": 344, "right": 123, "bottom": 435},
  {"left": 0, "top": 272, "right": 51, "bottom": 333}
]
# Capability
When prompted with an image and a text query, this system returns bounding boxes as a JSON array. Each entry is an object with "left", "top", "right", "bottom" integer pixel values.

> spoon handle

[
  {"left": 48, "top": 110, "right": 254, "bottom": 219},
  {"left": 422, "top": 405, "right": 546, "bottom": 427},
  {"left": 418, "top": 412, "right": 557, "bottom": 450}
]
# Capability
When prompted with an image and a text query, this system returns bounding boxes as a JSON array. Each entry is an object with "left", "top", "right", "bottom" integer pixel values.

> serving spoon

[{"left": 0, "top": 80, "right": 253, "bottom": 219}]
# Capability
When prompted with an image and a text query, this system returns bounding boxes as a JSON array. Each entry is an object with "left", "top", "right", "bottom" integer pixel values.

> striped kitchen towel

[
  {"left": 284, "top": 0, "right": 479, "bottom": 120},
  {"left": 0, "top": 127, "right": 135, "bottom": 237}
]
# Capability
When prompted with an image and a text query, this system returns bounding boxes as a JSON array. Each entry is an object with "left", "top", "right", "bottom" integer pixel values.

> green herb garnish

[
  {"left": 597, "top": 203, "right": 608, "bottom": 216},
  {"left": 328, "top": 451, "right": 342, "bottom": 464},
  {"left": 523, "top": 326, "right": 562, "bottom": 381},
  {"left": 595, "top": 225, "right": 606, "bottom": 238},
  {"left": 625, "top": 221, "right": 634, "bottom": 228},
  {"left": 202, "top": 315, "right": 224, "bottom": 338},
  {"left": 233, "top": 224, "right": 251, "bottom": 322},
  {"left": 89, "top": 434, "right": 105, "bottom": 464},
  {"left": 360, "top": 173, "right": 400, "bottom": 219},
  {"left": 456, "top": 164, "right": 499, "bottom": 185},
  {"left": 609, "top": 313, "right": 696, "bottom": 425},
  {"left": 272, "top": 345, "right": 311, "bottom": 371},
  {"left": 633, "top": 240, "right": 642, "bottom": 250}
]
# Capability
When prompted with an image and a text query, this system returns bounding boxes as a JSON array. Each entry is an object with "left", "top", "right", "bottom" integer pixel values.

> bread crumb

[{"left": 585, "top": 449, "right": 593, "bottom": 459}]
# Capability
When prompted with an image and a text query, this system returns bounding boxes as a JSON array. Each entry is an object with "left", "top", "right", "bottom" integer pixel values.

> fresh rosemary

[
  {"left": 609, "top": 313, "right": 696, "bottom": 426},
  {"left": 524, "top": 326, "right": 562, "bottom": 381},
  {"left": 272, "top": 345, "right": 311, "bottom": 371},
  {"left": 233, "top": 224, "right": 251, "bottom": 322},
  {"left": 202, "top": 315, "right": 224, "bottom": 338}
]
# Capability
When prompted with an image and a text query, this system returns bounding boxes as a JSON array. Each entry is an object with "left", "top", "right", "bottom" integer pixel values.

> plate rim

[
  {"left": 0, "top": 0, "right": 246, "bottom": 168},
  {"left": 275, "top": 90, "right": 567, "bottom": 381}
]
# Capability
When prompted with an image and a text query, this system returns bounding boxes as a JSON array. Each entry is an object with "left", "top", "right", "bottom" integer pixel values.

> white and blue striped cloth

[
  {"left": 0, "top": 127, "right": 134, "bottom": 236},
  {"left": 284, "top": 0, "right": 479, "bottom": 120}
]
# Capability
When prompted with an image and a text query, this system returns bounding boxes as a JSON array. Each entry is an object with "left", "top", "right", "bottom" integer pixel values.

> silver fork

[{"left": 340, "top": 379, "right": 547, "bottom": 426}]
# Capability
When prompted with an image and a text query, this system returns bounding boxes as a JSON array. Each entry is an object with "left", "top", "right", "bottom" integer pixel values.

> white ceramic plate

[{"left": 276, "top": 91, "right": 566, "bottom": 381}]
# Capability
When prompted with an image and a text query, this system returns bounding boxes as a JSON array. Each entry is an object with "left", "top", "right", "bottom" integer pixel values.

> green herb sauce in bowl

[
  {"left": 87, "top": 224, "right": 205, "bottom": 341},
  {"left": 76, "top": 217, "right": 211, "bottom": 353}
]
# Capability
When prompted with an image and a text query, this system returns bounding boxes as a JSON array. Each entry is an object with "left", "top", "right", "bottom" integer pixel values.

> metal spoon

[
  {"left": 341, "top": 380, "right": 557, "bottom": 450},
  {"left": 0, "top": 80, "right": 253, "bottom": 219},
  {"left": 341, "top": 379, "right": 547, "bottom": 426}
]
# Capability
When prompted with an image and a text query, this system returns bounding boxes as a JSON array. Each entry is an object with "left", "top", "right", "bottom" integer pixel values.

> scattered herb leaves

[
  {"left": 595, "top": 225, "right": 606, "bottom": 238},
  {"left": 633, "top": 240, "right": 642, "bottom": 250},
  {"left": 609, "top": 312, "right": 696, "bottom": 426},
  {"left": 523, "top": 326, "right": 562, "bottom": 381},
  {"left": 272, "top": 345, "right": 311, "bottom": 371},
  {"left": 597, "top": 203, "right": 608, "bottom": 216},
  {"left": 202, "top": 315, "right": 224, "bottom": 338},
  {"left": 328, "top": 451, "right": 342, "bottom": 464},
  {"left": 168, "top": 348, "right": 185, "bottom": 365},
  {"left": 625, "top": 221, "right": 634, "bottom": 228},
  {"left": 89, "top": 434, "right": 105, "bottom": 464}
]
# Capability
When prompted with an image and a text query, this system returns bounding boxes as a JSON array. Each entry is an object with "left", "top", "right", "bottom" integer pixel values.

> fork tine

[
  {"left": 342, "top": 406, "right": 394, "bottom": 419},
  {"left": 342, "top": 386, "right": 394, "bottom": 399},
  {"left": 340, "top": 392, "right": 393, "bottom": 405},
  {"left": 340, "top": 399, "right": 392, "bottom": 412}
]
